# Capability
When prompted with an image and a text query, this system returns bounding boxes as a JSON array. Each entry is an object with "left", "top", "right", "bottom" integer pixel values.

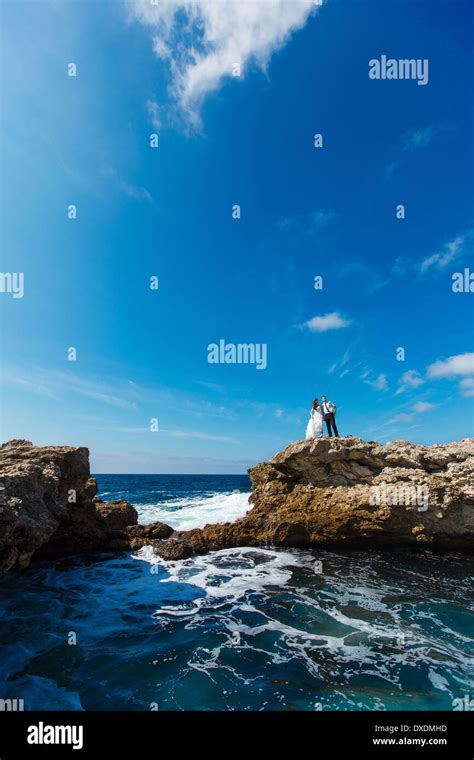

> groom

[{"left": 321, "top": 395, "right": 339, "bottom": 437}]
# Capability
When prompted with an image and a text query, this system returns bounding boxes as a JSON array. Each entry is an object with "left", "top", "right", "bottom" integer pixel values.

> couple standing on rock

[{"left": 306, "top": 396, "right": 339, "bottom": 439}]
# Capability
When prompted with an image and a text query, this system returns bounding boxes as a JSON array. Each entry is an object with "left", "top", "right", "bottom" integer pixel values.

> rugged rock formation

[
  {"left": 149, "top": 437, "right": 474, "bottom": 559},
  {"left": 1, "top": 437, "right": 473, "bottom": 575},
  {"left": 0, "top": 440, "right": 171, "bottom": 575}
]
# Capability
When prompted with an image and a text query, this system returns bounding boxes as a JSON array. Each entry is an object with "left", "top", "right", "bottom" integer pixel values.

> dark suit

[{"left": 322, "top": 404, "right": 339, "bottom": 437}]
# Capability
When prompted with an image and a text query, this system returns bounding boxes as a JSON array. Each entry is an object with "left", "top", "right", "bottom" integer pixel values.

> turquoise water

[{"left": 0, "top": 475, "right": 472, "bottom": 711}]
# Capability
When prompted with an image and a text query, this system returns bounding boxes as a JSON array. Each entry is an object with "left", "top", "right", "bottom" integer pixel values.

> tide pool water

[{"left": 0, "top": 474, "right": 472, "bottom": 711}]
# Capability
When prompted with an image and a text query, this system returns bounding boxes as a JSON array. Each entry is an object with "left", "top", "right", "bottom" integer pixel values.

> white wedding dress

[{"left": 305, "top": 407, "right": 323, "bottom": 439}]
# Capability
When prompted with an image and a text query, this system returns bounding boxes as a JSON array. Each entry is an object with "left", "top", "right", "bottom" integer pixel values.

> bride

[{"left": 306, "top": 398, "right": 323, "bottom": 439}]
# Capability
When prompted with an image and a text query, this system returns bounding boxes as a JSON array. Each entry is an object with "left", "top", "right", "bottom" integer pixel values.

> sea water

[{"left": 0, "top": 474, "right": 472, "bottom": 711}]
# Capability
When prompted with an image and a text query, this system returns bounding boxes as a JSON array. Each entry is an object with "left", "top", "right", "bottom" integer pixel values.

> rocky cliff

[
  {"left": 148, "top": 436, "right": 474, "bottom": 559},
  {"left": 0, "top": 440, "right": 171, "bottom": 576},
  {"left": 1, "top": 437, "right": 473, "bottom": 575}
]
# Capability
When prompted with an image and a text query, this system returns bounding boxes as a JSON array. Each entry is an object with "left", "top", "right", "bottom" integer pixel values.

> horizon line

[{"left": 93, "top": 472, "right": 251, "bottom": 477}]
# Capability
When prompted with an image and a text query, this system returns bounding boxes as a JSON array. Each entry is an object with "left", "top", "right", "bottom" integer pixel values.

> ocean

[{"left": 0, "top": 474, "right": 472, "bottom": 711}]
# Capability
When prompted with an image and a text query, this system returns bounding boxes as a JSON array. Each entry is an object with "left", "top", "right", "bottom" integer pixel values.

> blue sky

[{"left": 0, "top": 0, "right": 473, "bottom": 473}]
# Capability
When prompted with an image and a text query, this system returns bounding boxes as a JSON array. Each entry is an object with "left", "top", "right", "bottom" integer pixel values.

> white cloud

[
  {"left": 402, "top": 124, "right": 438, "bottom": 151},
  {"left": 130, "top": 0, "right": 317, "bottom": 127},
  {"left": 302, "top": 312, "right": 351, "bottom": 333},
  {"left": 459, "top": 377, "right": 474, "bottom": 397},
  {"left": 413, "top": 401, "right": 435, "bottom": 413},
  {"left": 146, "top": 99, "right": 162, "bottom": 129},
  {"left": 396, "top": 369, "right": 424, "bottom": 395},
  {"left": 427, "top": 353, "right": 474, "bottom": 378},
  {"left": 389, "top": 402, "right": 435, "bottom": 424},
  {"left": 309, "top": 209, "right": 336, "bottom": 231},
  {"left": 389, "top": 412, "right": 413, "bottom": 423},
  {"left": 396, "top": 355, "right": 474, "bottom": 401},
  {"left": 427, "top": 353, "right": 474, "bottom": 398},
  {"left": 420, "top": 233, "right": 471, "bottom": 274},
  {"left": 364, "top": 373, "right": 388, "bottom": 392}
]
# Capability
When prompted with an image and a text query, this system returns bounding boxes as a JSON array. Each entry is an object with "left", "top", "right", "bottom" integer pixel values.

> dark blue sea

[{"left": 0, "top": 474, "right": 473, "bottom": 711}]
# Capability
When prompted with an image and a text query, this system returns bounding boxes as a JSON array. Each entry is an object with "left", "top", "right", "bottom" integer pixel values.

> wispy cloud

[
  {"left": 391, "top": 257, "right": 406, "bottom": 276},
  {"left": 163, "top": 428, "right": 238, "bottom": 444},
  {"left": 308, "top": 209, "right": 337, "bottom": 231},
  {"left": 385, "top": 124, "right": 444, "bottom": 180},
  {"left": 277, "top": 208, "right": 336, "bottom": 234},
  {"left": 413, "top": 401, "right": 435, "bottom": 413},
  {"left": 361, "top": 417, "right": 421, "bottom": 440},
  {"left": 395, "top": 354, "right": 474, "bottom": 401},
  {"left": 364, "top": 373, "right": 388, "bottom": 392},
  {"left": 3, "top": 366, "right": 139, "bottom": 410},
  {"left": 130, "top": 0, "right": 318, "bottom": 128},
  {"left": 420, "top": 232, "right": 472, "bottom": 274},
  {"left": 389, "top": 401, "right": 435, "bottom": 423},
  {"left": 396, "top": 369, "right": 424, "bottom": 395},
  {"left": 301, "top": 312, "right": 351, "bottom": 333},
  {"left": 402, "top": 124, "right": 439, "bottom": 151},
  {"left": 97, "top": 426, "right": 238, "bottom": 444},
  {"left": 376, "top": 424, "right": 421, "bottom": 443},
  {"left": 385, "top": 160, "right": 400, "bottom": 179},
  {"left": 193, "top": 380, "right": 228, "bottom": 393},
  {"left": 459, "top": 377, "right": 474, "bottom": 397},
  {"left": 74, "top": 387, "right": 137, "bottom": 409},
  {"left": 328, "top": 347, "right": 351, "bottom": 375},
  {"left": 96, "top": 426, "right": 149, "bottom": 433},
  {"left": 146, "top": 99, "right": 161, "bottom": 130},
  {"left": 389, "top": 412, "right": 413, "bottom": 423},
  {"left": 2, "top": 373, "right": 58, "bottom": 400},
  {"left": 101, "top": 166, "right": 153, "bottom": 204},
  {"left": 338, "top": 257, "right": 390, "bottom": 292}
]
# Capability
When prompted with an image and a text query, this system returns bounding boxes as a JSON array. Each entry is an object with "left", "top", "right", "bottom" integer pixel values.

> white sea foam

[
  {"left": 136, "top": 545, "right": 306, "bottom": 598},
  {"left": 135, "top": 546, "right": 316, "bottom": 630},
  {"left": 135, "top": 490, "right": 252, "bottom": 530},
  {"left": 135, "top": 546, "right": 411, "bottom": 690},
  {"left": 133, "top": 542, "right": 474, "bottom": 703},
  {"left": 131, "top": 498, "right": 474, "bottom": 710}
]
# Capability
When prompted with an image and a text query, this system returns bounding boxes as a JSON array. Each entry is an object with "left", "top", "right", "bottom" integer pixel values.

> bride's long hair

[{"left": 312, "top": 398, "right": 320, "bottom": 410}]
